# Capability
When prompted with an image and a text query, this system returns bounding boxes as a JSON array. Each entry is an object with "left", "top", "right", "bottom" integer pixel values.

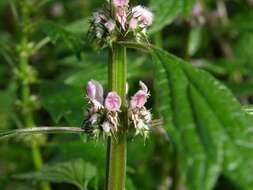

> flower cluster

[
  {"left": 88, "top": 0, "right": 153, "bottom": 49},
  {"left": 129, "top": 81, "right": 151, "bottom": 139},
  {"left": 84, "top": 80, "right": 152, "bottom": 140}
]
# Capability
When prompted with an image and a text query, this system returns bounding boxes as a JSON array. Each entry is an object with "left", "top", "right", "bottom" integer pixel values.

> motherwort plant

[{"left": 87, "top": 0, "right": 154, "bottom": 189}]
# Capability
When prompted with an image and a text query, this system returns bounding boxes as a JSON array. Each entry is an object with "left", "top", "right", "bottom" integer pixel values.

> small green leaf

[{"left": 14, "top": 159, "right": 97, "bottom": 190}]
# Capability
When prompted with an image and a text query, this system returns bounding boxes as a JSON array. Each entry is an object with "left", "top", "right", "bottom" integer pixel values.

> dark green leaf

[
  {"left": 40, "top": 82, "right": 85, "bottom": 126},
  {"left": 152, "top": 48, "right": 253, "bottom": 190},
  {"left": 15, "top": 159, "right": 97, "bottom": 190}
]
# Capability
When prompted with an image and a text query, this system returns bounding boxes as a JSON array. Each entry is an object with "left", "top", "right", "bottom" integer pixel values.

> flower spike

[
  {"left": 88, "top": 0, "right": 154, "bottom": 49},
  {"left": 85, "top": 80, "right": 152, "bottom": 140}
]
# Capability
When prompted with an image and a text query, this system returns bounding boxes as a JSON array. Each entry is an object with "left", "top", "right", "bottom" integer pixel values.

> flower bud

[
  {"left": 89, "top": 113, "right": 99, "bottom": 125},
  {"left": 86, "top": 81, "right": 96, "bottom": 99},
  {"left": 129, "top": 18, "right": 138, "bottom": 30},
  {"left": 105, "top": 19, "right": 116, "bottom": 33},
  {"left": 105, "top": 92, "right": 122, "bottom": 112},
  {"left": 132, "top": 6, "right": 153, "bottom": 27},
  {"left": 102, "top": 121, "right": 111, "bottom": 133}
]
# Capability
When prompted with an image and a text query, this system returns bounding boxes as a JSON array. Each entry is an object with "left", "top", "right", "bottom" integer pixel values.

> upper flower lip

[
  {"left": 86, "top": 80, "right": 104, "bottom": 104},
  {"left": 105, "top": 91, "right": 122, "bottom": 112},
  {"left": 112, "top": 0, "right": 129, "bottom": 7},
  {"left": 130, "top": 81, "right": 150, "bottom": 109}
]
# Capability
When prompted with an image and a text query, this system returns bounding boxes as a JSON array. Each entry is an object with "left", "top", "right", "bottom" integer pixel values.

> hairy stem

[
  {"left": 106, "top": 43, "right": 127, "bottom": 190},
  {"left": 19, "top": 2, "right": 50, "bottom": 189},
  {"left": 19, "top": 43, "right": 51, "bottom": 190}
]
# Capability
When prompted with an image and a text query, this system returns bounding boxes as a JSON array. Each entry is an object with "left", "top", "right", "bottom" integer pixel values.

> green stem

[
  {"left": 19, "top": 38, "right": 51, "bottom": 190},
  {"left": 106, "top": 43, "right": 127, "bottom": 190}
]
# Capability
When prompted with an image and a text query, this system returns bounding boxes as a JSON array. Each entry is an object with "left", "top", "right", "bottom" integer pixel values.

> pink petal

[
  {"left": 131, "top": 90, "right": 148, "bottom": 108},
  {"left": 129, "top": 18, "right": 138, "bottom": 30},
  {"left": 86, "top": 81, "right": 96, "bottom": 99},
  {"left": 113, "top": 0, "right": 129, "bottom": 7},
  {"left": 139, "top": 81, "right": 148, "bottom": 93},
  {"left": 86, "top": 80, "right": 104, "bottom": 104},
  {"left": 105, "top": 92, "right": 122, "bottom": 112},
  {"left": 116, "top": 7, "right": 127, "bottom": 30},
  {"left": 132, "top": 6, "right": 153, "bottom": 26}
]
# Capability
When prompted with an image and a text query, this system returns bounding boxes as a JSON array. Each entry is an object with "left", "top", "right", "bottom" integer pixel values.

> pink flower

[
  {"left": 86, "top": 80, "right": 104, "bottom": 104},
  {"left": 105, "top": 19, "right": 115, "bottom": 33},
  {"left": 129, "top": 18, "right": 138, "bottom": 30},
  {"left": 116, "top": 7, "right": 127, "bottom": 30},
  {"left": 105, "top": 92, "right": 122, "bottom": 112},
  {"left": 131, "top": 90, "right": 148, "bottom": 108},
  {"left": 86, "top": 81, "right": 96, "bottom": 99},
  {"left": 113, "top": 0, "right": 129, "bottom": 7},
  {"left": 130, "top": 81, "right": 149, "bottom": 109},
  {"left": 132, "top": 6, "right": 153, "bottom": 27}
]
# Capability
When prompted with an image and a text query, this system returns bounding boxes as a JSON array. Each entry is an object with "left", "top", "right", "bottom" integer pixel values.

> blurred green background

[{"left": 0, "top": 0, "right": 253, "bottom": 189}]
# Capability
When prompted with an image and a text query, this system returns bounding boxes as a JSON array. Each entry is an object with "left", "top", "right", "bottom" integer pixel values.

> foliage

[
  {"left": 15, "top": 159, "right": 97, "bottom": 190},
  {"left": 152, "top": 48, "right": 253, "bottom": 190},
  {"left": 0, "top": 0, "right": 253, "bottom": 190}
]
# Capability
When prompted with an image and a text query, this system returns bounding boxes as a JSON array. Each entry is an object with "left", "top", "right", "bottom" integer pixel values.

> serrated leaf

[
  {"left": 40, "top": 82, "right": 85, "bottom": 126},
  {"left": 152, "top": 48, "right": 253, "bottom": 190},
  {"left": 14, "top": 159, "right": 97, "bottom": 190}
]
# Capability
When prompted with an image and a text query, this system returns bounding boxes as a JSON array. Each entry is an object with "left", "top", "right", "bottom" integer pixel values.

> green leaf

[
  {"left": 149, "top": 0, "right": 196, "bottom": 33},
  {"left": 152, "top": 48, "right": 253, "bottom": 190},
  {"left": 40, "top": 82, "right": 85, "bottom": 126},
  {"left": 42, "top": 21, "right": 84, "bottom": 57},
  {"left": 14, "top": 159, "right": 97, "bottom": 190},
  {"left": 180, "top": 0, "right": 196, "bottom": 17},
  {"left": 65, "top": 18, "right": 90, "bottom": 35},
  {"left": 149, "top": 0, "right": 181, "bottom": 33}
]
